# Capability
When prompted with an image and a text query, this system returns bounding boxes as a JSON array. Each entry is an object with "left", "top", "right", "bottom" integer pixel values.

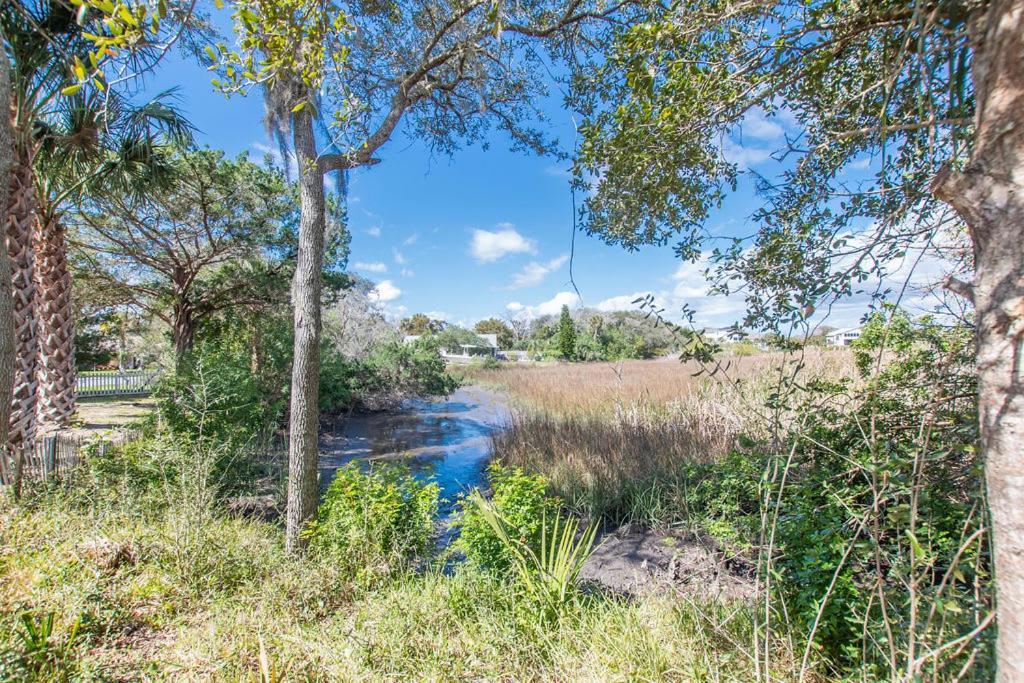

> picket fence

[
  {"left": 77, "top": 369, "right": 161, "bottom": 397},
  {"left": 0, "top": 429, "right": 140, "bottom": 487}
]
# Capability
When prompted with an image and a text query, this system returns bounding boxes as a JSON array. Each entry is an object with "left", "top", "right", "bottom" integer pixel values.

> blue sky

[{"left": 139, "top": 35, "right": 940, "bottom": 331}]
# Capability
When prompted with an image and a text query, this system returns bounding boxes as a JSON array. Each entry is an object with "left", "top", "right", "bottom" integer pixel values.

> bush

[
  {"left": 306, "top": 464, "right": 439, "bottom": 578},
  {"left": 457, "top": 464, "right": 557, "bottom": 573},
  {"left": 156, "top": 342, "right": 282, "bottom": 448}
]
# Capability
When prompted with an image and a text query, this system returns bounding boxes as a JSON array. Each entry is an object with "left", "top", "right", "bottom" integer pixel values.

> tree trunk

[
  {"left": 285, "top": 107, "right": 327, "bottom": 553},
  {"left": 5, "top": 124, "right": 37, "bottom": 466},
  {"left": 0, "top": 34, "right": 15, "bottom": 485},
  {"left": 33, "top": 207, "right": 75, "bottom": 430},
  {"left": 932, "top": 1, "right": 1024, "bottom": 678},
  {"left": 172, "top": 297, "right": 195, "bottom": 362}
]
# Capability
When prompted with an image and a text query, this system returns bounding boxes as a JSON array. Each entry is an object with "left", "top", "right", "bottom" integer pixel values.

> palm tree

[
  {"left": 2, "top": 1, "right": 90, "bottom": 451},
  {"left": 2, "top": 1, "right": 191, "bottom": 440},
  {"left": 33, "top": 91, "right": 191, "bottom": 428}
]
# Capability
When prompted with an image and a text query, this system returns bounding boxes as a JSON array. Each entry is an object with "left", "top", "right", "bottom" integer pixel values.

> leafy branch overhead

[{"left": 573, "top": 0, "right": 976, "bottom": 330}]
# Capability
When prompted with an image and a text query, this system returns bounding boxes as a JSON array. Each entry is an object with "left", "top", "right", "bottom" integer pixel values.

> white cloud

[
  {"left": 507, "top": 291, "right": 582, "bottom": 319},
  {"left": 671, "top": 258, "right": 713, "bottom": 298},
  {"left": 721, "top": 138, "right": 773, "bottom": 168},
  {"left": 848, "top": 156, "right": 872, "bottom": 171},
  {"left": 595, "top": 292, "right": 653, "bottom": 312},
  {"left": 509, "top": 254, "right": 569, "bottom": 289},
  {"left": 400, "top": 268, "right": 415, "bottom": 278},
  {"left": 369, "top": 280, "right": 402, "bottom": 303},
  {"left": 403, "top": 234, "right": 419, "bottom": 246},
  {"left": 353, "top": 261, "right": 387, "bottom": 273},
  {"left": 741, "top": 108, "right": 785, "bottom": 141},
  {"left": 393, "top": 248, "right": 408, "bottom": 265},
  {"left": 366, "top": 225, "right": 382, "bottom": 237},
  {"left": 470, "top": 225, "right": 537, "bottom": 263},
  {"left": 544, "top": 165, "right": 572, "bottom": 179}
]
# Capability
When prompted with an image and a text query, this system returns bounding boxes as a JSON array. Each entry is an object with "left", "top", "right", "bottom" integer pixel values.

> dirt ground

[
  {"left": 72, "top": 397, "right": 155, "bottom": 438},
  {"left": 579, "top": 526, "right": 756, "bottom": 601}
]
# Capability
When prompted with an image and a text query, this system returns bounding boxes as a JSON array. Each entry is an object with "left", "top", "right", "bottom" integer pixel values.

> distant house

[
  {"left": 403, "top": 332, "right": 499, "bottom": 360},
  {"left": 827, "top": 326, "right": 863, "bottom": 346},
  {"left": 702, "top": 328, "right": 733, "bottom": 342}
]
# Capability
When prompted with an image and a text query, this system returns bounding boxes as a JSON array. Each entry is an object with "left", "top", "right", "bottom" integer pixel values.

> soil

[
  {"left": 72, "top": 397, "right": 155, "bottom": 437},
  {"left": 580, "top": 526, "right": 756, "bottom": 601}
]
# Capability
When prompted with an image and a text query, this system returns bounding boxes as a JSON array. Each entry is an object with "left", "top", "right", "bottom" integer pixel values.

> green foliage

[
  {"left": 517, "top": 308, "right": 675, "bottom": 361},
  {"left": 306, "top": 464, "right": 439, "bottom": 578},
  {"left": 556, "top": 305, "right": 577, "bottom": 360},
  {"left": 679, "top": 320, "right": 988, "bottom": 676},
  {"left": 457, "top": 464, "right": 557, "bottom": 573},
  {"left": 156, "top": 339, "right": 279, "bottom": 448},
  {"left": 399, "top": 313, "right": 445, "bottom": 336},
  {"left": 73, "top": 308, "right": 118, "bottom": 370},
  {"left": 573, "top": 0, "right": 974, "bottom": 333},
  {"left": 473, "top": 318, "right": 514, "bottom": 350},
  {"left": 465, "top": 491, "right": 597, "bottom": 621},
  {"left": 0, "top": 612, "right": 82, "bottom": 682},
  {"left": 348, "top": 340, "right": 459, "bottom": 410}
]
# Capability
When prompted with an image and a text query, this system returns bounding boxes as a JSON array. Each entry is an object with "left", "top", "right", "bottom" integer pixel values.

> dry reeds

[{"left": 475, "top": 351, "right": 855, "bottom": 525}]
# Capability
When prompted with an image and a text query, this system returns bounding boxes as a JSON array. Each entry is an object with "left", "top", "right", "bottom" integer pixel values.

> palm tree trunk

[
  {"left": 0, "top": 34, "right": 16, "bottom": 485},
  {"left": 5, "top": 129, "right": 37, "bottom": 466},
  {"left": 33, "top": 206, "right": 75, "bottom": 429},
  {"left": 285, "top": 107, "right": 326, "bottom": 553}
]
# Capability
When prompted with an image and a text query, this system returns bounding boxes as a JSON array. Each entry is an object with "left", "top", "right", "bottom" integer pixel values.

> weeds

[{"left": 0, "top": 612, "right": 82, "bottom": 682}]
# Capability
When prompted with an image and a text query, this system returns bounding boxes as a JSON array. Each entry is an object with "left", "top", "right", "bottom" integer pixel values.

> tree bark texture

[
  {"left": 0, "top": 35, "right": 15, "bottom": 484},
  {"left": 33, "top": 208, "right": 75, "bottom": 430},
  {"left": 285, "top": 108, "right": 326, "bottom": 553},
  {"left": 4, "top": 120, "right": 36, "bottom": 463},
  {"left": 932, "top": 1, "right": 1024, "bottom": 678},
  {"left": 172, "top": 297, "right": 195, "bottom": 362}
]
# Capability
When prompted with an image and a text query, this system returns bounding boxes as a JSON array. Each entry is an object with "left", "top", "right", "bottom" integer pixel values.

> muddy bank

[{"left": 580, "top": 527, "right": 755, "bottom": 601}]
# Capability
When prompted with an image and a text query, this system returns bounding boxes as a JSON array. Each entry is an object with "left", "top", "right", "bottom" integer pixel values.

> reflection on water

[{"left": 318, "top": 386, "right": 510, "bottom": 516}]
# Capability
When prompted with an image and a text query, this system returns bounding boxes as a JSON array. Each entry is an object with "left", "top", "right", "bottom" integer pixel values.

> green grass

[{"left": 0, "top": 447, "right": 806, "bottom": 681}]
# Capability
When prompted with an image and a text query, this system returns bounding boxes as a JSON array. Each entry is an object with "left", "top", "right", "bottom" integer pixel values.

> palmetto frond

[{"left": 35, "top": 89, "right": 195, "bottom": 207}]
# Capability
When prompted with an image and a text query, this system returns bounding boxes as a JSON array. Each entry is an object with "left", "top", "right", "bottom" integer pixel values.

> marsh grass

[
  {"left": 477, "top": 353, "right": 853, "bottom": 526},
  {"left": 468, "top": 351, "right": 854, "bottom": 415}
]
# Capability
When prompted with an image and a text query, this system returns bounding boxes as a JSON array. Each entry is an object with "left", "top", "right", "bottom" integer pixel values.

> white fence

[{"left": 77, "top": 369, "right": 161, "bottom": 397}]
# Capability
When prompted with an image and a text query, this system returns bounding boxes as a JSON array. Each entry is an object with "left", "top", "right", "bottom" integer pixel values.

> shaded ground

[
  {"left": 71, "top": 397, "right": 155, "bottom": 438},
  {"left": 580, "top": 526, "right": 756, "bottom": 600}
]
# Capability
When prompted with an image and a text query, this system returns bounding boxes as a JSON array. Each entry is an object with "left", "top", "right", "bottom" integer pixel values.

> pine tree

[{"left": 556, "top": 305, "right": 577, "bottom": 361}]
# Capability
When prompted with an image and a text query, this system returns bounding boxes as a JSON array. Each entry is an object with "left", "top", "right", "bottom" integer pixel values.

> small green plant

[
  {"left": 457, "top": 464, "right": 556, "bottom": 572},
  {"left": 465, "top": 491, "right": 597, "bottom": 621},
  {"left": 306, "top": 464, "right": 439, "bottom": 579},
  {"left": 0, "top": 612, "right": 82, "bottom": 682}
]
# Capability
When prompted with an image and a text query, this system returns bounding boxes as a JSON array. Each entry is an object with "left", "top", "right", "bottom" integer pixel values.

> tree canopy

[{"left": 573, "top": 0, "right": 975, "bottom": 332}]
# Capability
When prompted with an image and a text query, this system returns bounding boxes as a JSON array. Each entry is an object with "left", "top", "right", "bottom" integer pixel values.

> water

[{"left": 317, "top": 385, "right": 510, "bottom": 516}]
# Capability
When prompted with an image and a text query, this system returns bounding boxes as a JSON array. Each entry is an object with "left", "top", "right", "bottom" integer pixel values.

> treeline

[{"left": 400, "top": 305, "right": 683, "bottom": 361}]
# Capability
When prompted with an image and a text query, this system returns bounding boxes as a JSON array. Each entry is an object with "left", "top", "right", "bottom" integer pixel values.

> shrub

[
  {"left": 457, "top": 464, "right": 557, "bottom": 573},
  {"left": 156, "top": 342, "right": 280, "bottom": 448},
  {"left": 464, "top": 491, "right": 597, "bottom": 621},
  {"left": 306, "top": 464, "right": 439, "bottom": 578}
]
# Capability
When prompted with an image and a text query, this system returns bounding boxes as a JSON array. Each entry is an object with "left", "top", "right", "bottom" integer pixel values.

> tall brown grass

[
  {"left": 470, "top": 350, "right": 855, "bottom": 525},
  {"left": 469, "top": 350, "right": 854, "bottom": 415}
]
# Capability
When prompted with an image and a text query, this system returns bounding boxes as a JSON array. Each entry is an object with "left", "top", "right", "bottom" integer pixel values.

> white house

[
  {"left": 701, "top": 328, "right": 734, "bottom": 342},
  {"left": 403, "top": 333, "right": 499, "bottom": 360},
  {"left": 827, "top": 326, "right": 863, "bottom": 346}
]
